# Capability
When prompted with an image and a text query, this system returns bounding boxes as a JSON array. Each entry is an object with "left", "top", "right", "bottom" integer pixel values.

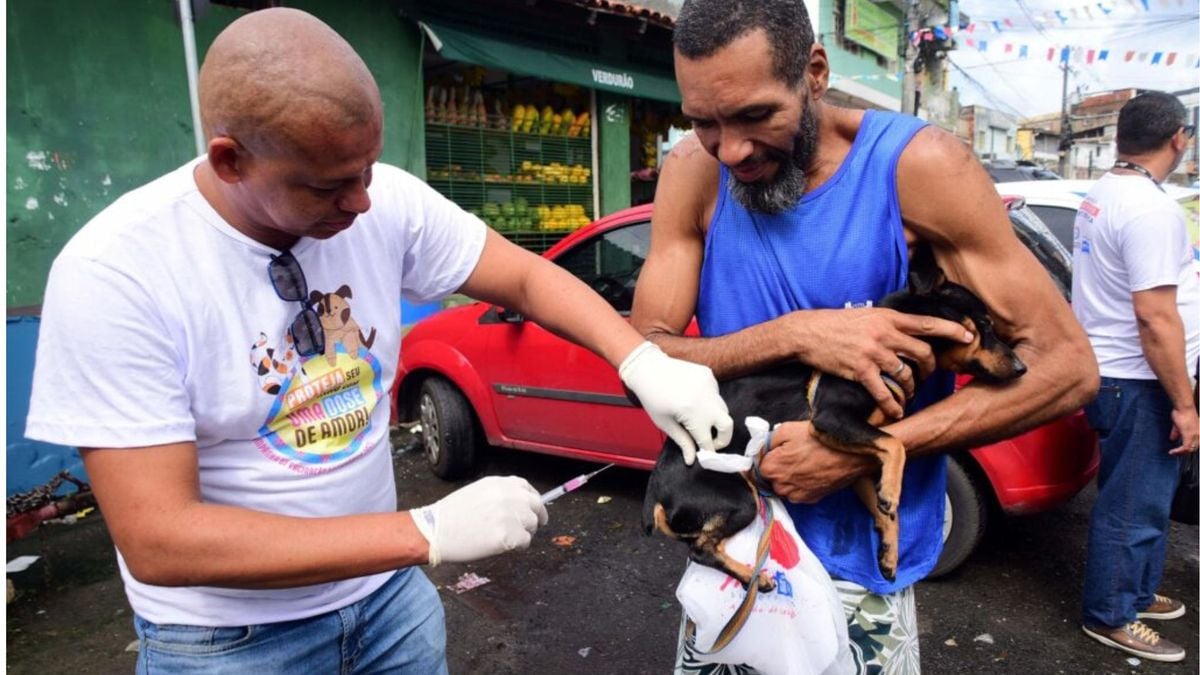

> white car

[{"left": 996, "top": 179, "right": 1199, "bottom": 255}]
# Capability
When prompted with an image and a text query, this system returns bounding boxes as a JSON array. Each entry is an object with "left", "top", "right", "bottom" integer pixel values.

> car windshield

[
  {"left": 986, "top": 165, "right": 1061, "bottom": 182},
  {"left": 987, "top": 167, "right": 1028, "bottom": 183},
  {"left": 1009, "top": 204, "right": 1072, "bottom": 300},
  {"left": 553, "top": 222, "right": 650, "bottom": 313},
  {"left": 1026, "top": 205, "right": 1077, "bottom": 250}
]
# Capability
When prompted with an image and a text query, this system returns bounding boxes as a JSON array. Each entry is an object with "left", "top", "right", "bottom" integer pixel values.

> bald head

[{"left": 198, "top": 8, "right": 382, "bottom": 158}]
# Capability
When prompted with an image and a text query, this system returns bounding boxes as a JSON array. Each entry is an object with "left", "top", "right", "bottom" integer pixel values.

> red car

[{"left": 393, "top": 202, "right": 1098, "bottom": 577}]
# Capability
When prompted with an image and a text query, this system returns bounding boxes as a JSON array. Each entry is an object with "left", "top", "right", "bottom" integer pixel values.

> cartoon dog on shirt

[
  {"left": 250, "top": 332, "right": 298, "bottom": 395},
  {"left": 310, "top": 285, "right": 376, "bottom": 367}
]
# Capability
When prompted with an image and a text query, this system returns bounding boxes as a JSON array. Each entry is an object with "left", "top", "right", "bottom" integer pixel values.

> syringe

[{"left": 540, "top": 464, "right": 614, "bottom": 504}]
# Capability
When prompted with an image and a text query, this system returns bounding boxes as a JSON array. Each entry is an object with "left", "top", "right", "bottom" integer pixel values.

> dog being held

[{"left": 642, "top": 244, "right": 1027, "bottom": 589}]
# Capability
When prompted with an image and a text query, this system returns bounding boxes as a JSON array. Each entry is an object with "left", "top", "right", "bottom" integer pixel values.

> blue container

[
  {"left": 7, "top": 316, "right": 87, "bottom": 496},
  {"left": 401, "top": 298, "right": 441, "bottom": 326}
]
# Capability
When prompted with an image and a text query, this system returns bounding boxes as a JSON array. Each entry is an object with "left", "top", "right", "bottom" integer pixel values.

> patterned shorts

[{"left": 674, "top": 579, "right": 921, "bottom": 675}]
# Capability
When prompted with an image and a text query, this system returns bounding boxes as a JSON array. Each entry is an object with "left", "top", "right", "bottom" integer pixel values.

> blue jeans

[
  {"left": 1080, "top": 377, "right": 1182, "bottom": 628},
  {"left": 134, "top": 568, "right": 446, "bottom": 674}
]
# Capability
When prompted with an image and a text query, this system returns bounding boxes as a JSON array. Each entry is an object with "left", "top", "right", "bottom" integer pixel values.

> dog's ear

[
  {"left": 907, "top": 242, "right": 946, "bottom": 295},
  {"left": 335, "top": 284, "right": 353, "bottom": 300},
  {"left": 308, "top": 290, "right": 323, "bottom": 306}
]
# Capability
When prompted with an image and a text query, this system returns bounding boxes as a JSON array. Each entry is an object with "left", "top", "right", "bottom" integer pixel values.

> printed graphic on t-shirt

[
  {"left": 250, "top": 331, "right": 299, "bottom": 395},
  {"left": 310, "top": 285, "right": 378, "bottom": 368},
  {"left": 1076, "top": 197, "right": 1099, "bottom": 255},
  {"left": 251, "top": 284, "right": 383, "bottom": 475}
]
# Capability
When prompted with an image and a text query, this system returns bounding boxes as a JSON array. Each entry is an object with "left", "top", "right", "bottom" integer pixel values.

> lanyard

[{"left": 1111, "top": 160, "right": 1165, "bottom": 192}]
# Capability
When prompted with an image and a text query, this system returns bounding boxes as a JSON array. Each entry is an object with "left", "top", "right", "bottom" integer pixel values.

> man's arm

[
  {"left": 763, "top": 127, "right": 1098, "bottom": 502},
  {"left": 892, "top": 126, "right": 1099, "bottom": 449},
  {"left": 83, "top": 442, "right": 423, "bottom": 587},
  {"left": 1133, "top": 286, "right": 1199, "bottom": 454},
  {"left": 889, "top": 126, "right": 1098, "bottom": 450},
  {"left": 458, "top": 228, "right": 645, "bottom": 368},
  {"left": 458, "top": 226, "right": 732, "bottom": 459},
  {"left": 631, "top": 133, "right": 972, "bottom": 420}
]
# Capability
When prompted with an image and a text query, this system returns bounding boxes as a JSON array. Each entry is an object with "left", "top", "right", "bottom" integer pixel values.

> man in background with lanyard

[{"left": 1072, "top": 90, "right": 1199, "bottom": 663}]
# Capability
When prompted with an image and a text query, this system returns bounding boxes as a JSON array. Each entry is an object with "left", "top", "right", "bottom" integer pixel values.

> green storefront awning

[{"left": 418, "top": 20, "right": 680, "bottom": 104}]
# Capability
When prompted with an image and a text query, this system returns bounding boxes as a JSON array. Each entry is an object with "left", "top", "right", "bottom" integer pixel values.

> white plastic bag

[{"left": 677, "top": 418, "right": 853, "bottom": 675}]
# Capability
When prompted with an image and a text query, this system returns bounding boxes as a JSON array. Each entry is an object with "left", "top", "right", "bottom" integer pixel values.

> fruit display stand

[{"left": 425, "top": 122, "right": 594, "bottom": 254}]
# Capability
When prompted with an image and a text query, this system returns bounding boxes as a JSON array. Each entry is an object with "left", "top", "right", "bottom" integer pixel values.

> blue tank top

[{"left": 697, "top": 110, "right": 952, "bottom": 594}]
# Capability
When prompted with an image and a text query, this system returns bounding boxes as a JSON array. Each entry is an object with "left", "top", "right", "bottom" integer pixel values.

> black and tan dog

[{"left": 643, "top": 245, "right": 1026, "bottom": 589}]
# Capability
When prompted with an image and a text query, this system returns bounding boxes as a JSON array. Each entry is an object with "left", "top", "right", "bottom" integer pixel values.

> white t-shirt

[
  {"left": 1071, "top": 172, "right": 1200, "bottom": 381},
  {"left": 25, "top": 159, "right": 486, "bottom": 626}
]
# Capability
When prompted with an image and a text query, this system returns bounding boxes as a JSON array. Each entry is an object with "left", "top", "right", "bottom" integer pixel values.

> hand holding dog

[
  {"left": 620, "top": 341, "right": 734, "bottom": 465},
  {"left": 409, "top": 476, "right": 549, "bottom": 566},
  {"left": 783, "top": 308, "right": 973, "bottom": 419},
  {"left": 760, "top": 421, "right": 877, "bottom": 503}
]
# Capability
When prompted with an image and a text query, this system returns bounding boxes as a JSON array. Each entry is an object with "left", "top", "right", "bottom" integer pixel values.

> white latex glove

[
  {"left": 409, "top": 476, "right": 548, "bottom": 566},
  {"left": 619, "top": 341, "right": 734, "bottom": 465}
]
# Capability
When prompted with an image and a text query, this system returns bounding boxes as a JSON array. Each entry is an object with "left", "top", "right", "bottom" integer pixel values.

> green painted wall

[
  {"left": 819, "top": 0, "right": 903, "bottom": 100},
  {"left": 6, "top": 0, "right": 197, "bottom": 308},
  {"left": 597, "top": 92, "right": 631, "bottom": 217},
  {"left": 6, "top": 0, "right": 424, "bottom": 309}
]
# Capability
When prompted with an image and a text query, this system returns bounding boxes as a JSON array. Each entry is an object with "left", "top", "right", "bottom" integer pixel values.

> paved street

[{"left": 7, "top": 429, "right": 1198, "bottom": 674}]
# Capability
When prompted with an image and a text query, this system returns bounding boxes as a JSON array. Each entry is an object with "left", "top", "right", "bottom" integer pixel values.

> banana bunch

[
  {"left": 541, "top": 204, "right": 590, "bottom": 231},
  {"left": 642, "top": 131, "right": 659, "bottom": 169},
  {"left": 511, "top": 104, "right": 539, "bottom": 134},
  {"left": 509, "top": 105, "right": 590, "bottom": 136},
  {"left": 518, "top": 161, "right": 591, "bottom": 185}
]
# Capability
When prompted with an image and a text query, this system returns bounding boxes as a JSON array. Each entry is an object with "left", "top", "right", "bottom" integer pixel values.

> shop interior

[{"left": 422, "top": 48, "right": 685, "bottom": 251}]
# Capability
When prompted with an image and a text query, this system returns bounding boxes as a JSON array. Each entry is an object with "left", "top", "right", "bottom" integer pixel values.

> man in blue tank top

[{"left": 631, "top": 1, "right": 1097, "bottom": 672}]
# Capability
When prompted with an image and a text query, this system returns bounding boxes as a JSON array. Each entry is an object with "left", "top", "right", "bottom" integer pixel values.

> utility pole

[
  {"left": 1192, "top": 105, "right": 1199, "bottom": 184},
  {"left": 901, "top": 0, "right": 921, "bottom": 115},
  {"left": 1057, "top": 52, "right": 1072, "bottom": 178}
]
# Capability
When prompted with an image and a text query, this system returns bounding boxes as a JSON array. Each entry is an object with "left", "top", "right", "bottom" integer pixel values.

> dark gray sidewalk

[{"left": 7, "top": 432, "right": 1198, "bottom": 674}]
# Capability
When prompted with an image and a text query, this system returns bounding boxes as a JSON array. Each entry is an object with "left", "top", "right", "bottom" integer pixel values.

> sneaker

[
  {"left": 1081, "top": 621, "right": 1185, "bottom": 663},
  {"left": 1137, "top": 594, "right": 1186, "bottom": 620}
]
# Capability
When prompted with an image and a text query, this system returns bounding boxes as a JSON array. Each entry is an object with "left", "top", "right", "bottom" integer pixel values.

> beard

[{"left": 728, "top": 103, "right": 819, "bottom": 215}]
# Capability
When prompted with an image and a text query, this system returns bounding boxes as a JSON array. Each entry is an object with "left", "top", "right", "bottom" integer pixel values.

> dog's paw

[
  {"left": 743, "top": 570, "right": 776, "bottom": 593},
  {"left": 877, "top": 547, "right": 898, "bottom": 582}
]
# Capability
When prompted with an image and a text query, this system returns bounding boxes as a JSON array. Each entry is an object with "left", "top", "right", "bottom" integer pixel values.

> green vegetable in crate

[{"left": 500, "top": 202, "right": 516, "bottom": 217}]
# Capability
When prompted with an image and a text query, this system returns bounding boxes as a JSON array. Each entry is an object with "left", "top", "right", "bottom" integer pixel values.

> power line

[
  {"left": 962, "top": 16, "right": 1193, "bottom": 32},
  {"left": 953, "top": 0, "right": 1199, "bottom": 117},
  {"left": 950, "top": 14, "right": 1197, "bottom": 98},
  {"left": 947, "top": 59, "right": 1028, "bottom": 118}
]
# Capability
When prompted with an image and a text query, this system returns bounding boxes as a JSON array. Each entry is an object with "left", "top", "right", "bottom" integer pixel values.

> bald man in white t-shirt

[{"left": 25, "top": 9, "right": 732, "bottom": 673}]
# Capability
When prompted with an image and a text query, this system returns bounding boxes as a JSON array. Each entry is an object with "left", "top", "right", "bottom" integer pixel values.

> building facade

[{"left": 959, "top": 105, "right": 1020, "bottom": 161}]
